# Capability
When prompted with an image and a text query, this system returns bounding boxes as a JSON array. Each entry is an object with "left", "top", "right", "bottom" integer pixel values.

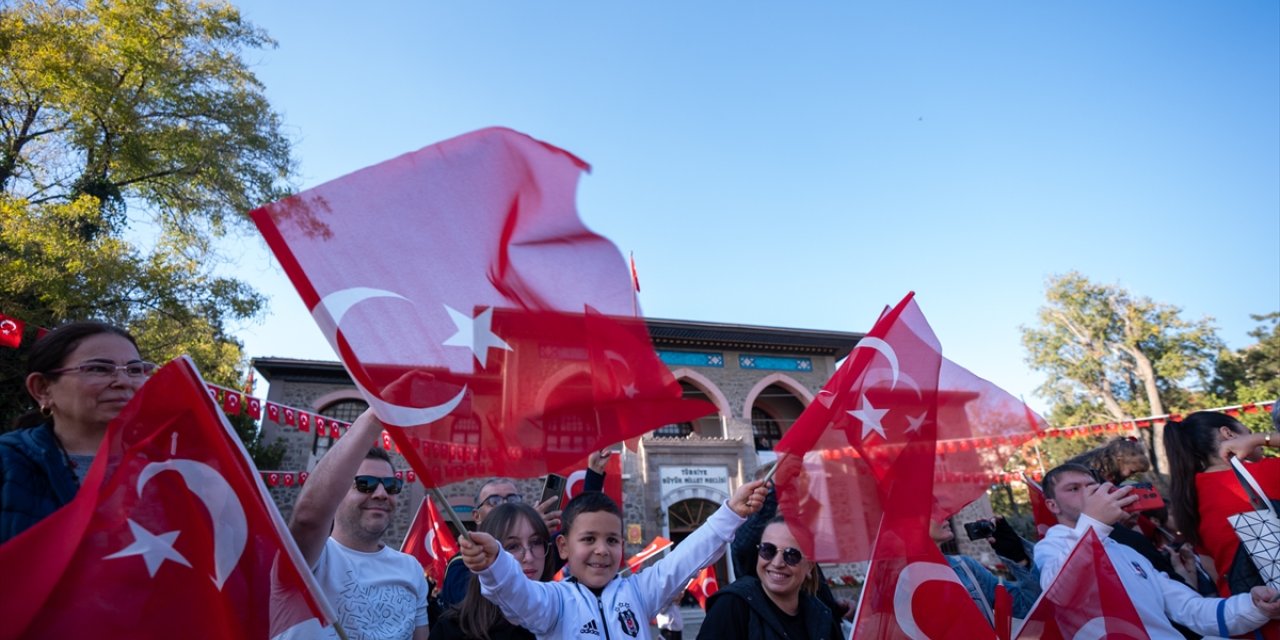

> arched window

[
  {"left": 751, "top": 407, "right": 782, "bottom": 451},
  {"left": 314, "top": 398, "right": 370, "bottom": 456}
]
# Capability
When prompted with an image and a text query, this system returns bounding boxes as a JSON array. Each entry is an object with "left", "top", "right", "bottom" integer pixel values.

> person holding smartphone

[{"left": 931, "top": 516, "right": 1041, "bottom": 623}]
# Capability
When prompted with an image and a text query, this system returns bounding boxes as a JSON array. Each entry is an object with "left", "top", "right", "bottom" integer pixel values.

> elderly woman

[
  {"left": 0, "top": 321, "right": 152, "bottom": 543},
  {"left": 698, "top": 516, "right": 841, "bottom": 640}
]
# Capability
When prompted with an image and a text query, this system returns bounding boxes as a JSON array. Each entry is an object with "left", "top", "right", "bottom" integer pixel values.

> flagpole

[
  {"left": 426, "top": 485, "right": 473, "bottom": 544},
  {"left": 760, "top": 452, "right": 785, "bottom": 486}
]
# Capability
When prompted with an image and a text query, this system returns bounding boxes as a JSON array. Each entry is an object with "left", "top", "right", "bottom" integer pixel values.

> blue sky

[{"left": 224, "top": 1, "right": 1279, "bottom": 416}]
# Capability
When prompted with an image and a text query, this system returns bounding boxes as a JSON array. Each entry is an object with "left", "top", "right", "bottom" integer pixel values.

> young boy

[{"left": 460, "top": 479, "right": 768, "bottom": 639}]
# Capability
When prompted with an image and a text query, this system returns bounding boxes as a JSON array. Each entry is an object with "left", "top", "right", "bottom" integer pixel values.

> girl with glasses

[
  {"left": 0, "top": 321, "right": 151, "bottom": 543},
  {"left": 697, "top": 516, "right": 841, "bottom": 640},
  {"left": 432, "top": 502, "right": 554, "bottom": 640}
]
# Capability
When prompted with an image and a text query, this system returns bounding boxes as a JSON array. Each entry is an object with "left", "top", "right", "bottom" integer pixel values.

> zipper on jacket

[{"left": 596, "top": 595, "right": 612, "bottom": 640}]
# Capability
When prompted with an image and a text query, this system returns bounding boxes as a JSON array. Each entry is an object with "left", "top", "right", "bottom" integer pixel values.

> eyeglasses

[
  {"left": 503, "top": 539, "right": 550, "bottom": 559},
  {"left": 479, "top": 493, "right": 523, "bottom": 508},
  {"left": 353, "top": 475, "right": 404, "bottom": 495},
  {"left": 758, "top": 542, "right": 805, "bottom": 567},
  {"left": 48, "top": 361, "right": 157, "bottom": 379}
]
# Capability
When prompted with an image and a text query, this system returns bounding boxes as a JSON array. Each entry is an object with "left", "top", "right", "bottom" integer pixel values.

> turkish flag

[
  {"left": 624, "top": 536, "right": 672, "bottom": 574},
  {"left": 0, "top": 312, "right": 25, "bottom": 348},
  {"left": 0, "top": 357, "right": 333, "bottom": 639},
  {"left": 1014, "top": 529, "right": 1149, "bottom": 639},
  {"left": 222, "top": 391, "right": 241, "bottom": 416},
  {"left": 266, "top": 402, "right": 280, "bottom": 423},
  {"left": 686, "top": 564, "right": 718, "bottom": 609},
  {"left": 297, "top": 412, "right": 310, "bottom": 433},
  {"left": 1023, "top": 474, "right": 1058, "bottom": 541},
  {"left": 555, "top": 452, "right": 623, "bottom": 513},
  {"left": 848, "top": 364, "right": 995, "bottom": 639},
  {"left": 775, "top": 292, "right": 1046, "bottom": 562},
  {"left": 401, "top": 496, "right": 459, "bottom": 587},
  {"left": 313, "top": 416, "right": 326, "bottom": 434},
  {"left": 251, "top": 127, "right": 711, "bottom": 485},
  {"left": 246, "top": 398, "right": 262, "bottom": 420},
  {"left": 283, "top": 407, "right": 296, "bottom": 427}
]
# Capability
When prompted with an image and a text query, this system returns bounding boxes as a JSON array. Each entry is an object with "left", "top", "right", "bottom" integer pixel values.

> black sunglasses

[
  {"left": 353, "top": 475, "right": 404, "bottom": 495},
  {"left": 479, "top": 493, "right": 524, "bottom": 508},
  {"left": 758, "top": 542, "right": 804, "bottom": 567}
]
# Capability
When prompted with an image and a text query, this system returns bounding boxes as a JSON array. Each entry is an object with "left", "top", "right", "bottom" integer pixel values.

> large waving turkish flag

[
  {"left": 774, "top": 292, "right": 1046, "bottom": 563},
  {"left": 0, "top": 357, "right": 332, "bottom": 639},
  {"left": 251, "top": 128, "right": 711, "bottom": 485}
]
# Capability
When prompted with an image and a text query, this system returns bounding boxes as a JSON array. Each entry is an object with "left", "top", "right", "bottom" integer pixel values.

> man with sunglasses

[{"left": 286, "top": 409, "right": 430, "bottom": 640}]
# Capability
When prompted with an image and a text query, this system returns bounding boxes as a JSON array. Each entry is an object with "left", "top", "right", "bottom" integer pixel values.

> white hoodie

[
  {"left": 478, "top": 503, "right": 744, "bottom": 640},
  {"left": 1034, "top": 514, "right": 1269, "bottom": 638}
]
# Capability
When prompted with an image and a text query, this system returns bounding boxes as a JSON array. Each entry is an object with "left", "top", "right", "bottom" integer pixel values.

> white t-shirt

[{"left": 281, "top": 537, "right": 429, "bottom": 640}]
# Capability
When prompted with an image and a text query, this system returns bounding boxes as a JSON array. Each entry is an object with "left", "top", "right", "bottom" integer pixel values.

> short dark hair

[
  {"left": 561, "top": 491, "right": 622, "bottom": 536},
  {"left": 365, "top": 447, "right": 392, "bottom": 465},
  {"left": 1042, "top": 463, "right": 1098, "bottom": 500}
]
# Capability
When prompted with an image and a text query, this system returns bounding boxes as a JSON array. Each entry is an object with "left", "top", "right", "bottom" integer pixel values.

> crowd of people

[{"left": 2, "top": 321, "right": 1280, "bottom": 639}]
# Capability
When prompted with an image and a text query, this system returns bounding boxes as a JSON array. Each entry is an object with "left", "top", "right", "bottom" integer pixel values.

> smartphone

[
  {"left": 1121, "top": 482, "right": 1165, "bottom": 513},
  {"left": 540, "top": 473, "right": 567, "bottom": 511}
]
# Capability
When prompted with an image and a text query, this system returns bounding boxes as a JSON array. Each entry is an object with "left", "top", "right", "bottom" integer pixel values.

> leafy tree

[
  {"left": 0, "top": 0, "right": 291, "bottom": 467},
  {"left": 1213, "top": 312, "right": 1280, "bottom": 403},
  {"left": 1021, "top": 272, "right": 1224, "bottom": 473}
]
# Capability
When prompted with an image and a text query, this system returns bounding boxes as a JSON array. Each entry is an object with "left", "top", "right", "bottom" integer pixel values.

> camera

[{"left": 963, "top": 520, "right": 997, "bottom": 541}]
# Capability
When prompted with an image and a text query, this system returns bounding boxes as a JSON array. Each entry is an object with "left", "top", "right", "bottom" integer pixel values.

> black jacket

[{"left": 696, "top": 577, "right": 840, "bottom": 640}]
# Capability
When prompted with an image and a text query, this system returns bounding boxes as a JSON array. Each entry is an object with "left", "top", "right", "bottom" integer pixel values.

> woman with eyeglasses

[
  {"left": 697, "top": 516, "right": 841, "bottom": 640},
  {"left": 431, "top": 502, "right": 554, "bottom": 640},
  {"left": 0, "top": 321, "right": 153, "bottom": 543}
]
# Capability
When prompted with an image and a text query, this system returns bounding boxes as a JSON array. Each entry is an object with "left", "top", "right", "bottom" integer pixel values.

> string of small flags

[
  {"left": 257, "top": 468, "right": 419, "bottom": 488},
  {"left": 204, "top": 383, "right": 405, "bottom": 455}
]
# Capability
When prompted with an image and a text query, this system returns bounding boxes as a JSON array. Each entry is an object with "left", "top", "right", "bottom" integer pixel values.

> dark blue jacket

[{"left": 0, "top": 424, "right": 80, "bottom": 544}]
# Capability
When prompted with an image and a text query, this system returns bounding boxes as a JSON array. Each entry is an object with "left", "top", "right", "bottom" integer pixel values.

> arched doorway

[{"left": 666, "top": 497, "right": 733, "bottom": 602}]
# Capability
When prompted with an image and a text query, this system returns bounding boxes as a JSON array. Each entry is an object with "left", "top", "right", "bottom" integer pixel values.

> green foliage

[
  {"left": 0, "top": 195, "right": 264, "bottom": 416},
  {"left": 0, "top": 0, "right": 291, "bottom": 459},
  {"left": 227, "top": 409, "right": 284, "bottom": 469},
  {"left": 1212, "top": 312, "right": 1280, "bottom": 407},
  {"left": 1022, "top": 272, "right": 1223, "bottom": 422}
]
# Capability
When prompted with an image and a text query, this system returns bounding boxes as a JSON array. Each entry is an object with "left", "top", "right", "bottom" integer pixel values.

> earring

[{"left": 40, "top": 405, "right": 52, "bottom": 417}]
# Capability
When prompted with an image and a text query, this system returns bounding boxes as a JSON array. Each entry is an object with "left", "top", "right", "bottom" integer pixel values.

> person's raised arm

[{"left": 288, "top": 408, "right": 384, "bottom": 566}]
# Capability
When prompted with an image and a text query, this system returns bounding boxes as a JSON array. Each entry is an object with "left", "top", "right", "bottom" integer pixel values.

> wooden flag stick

[{"left": 427, "top": 484, "right": 472, "bottom": 544}]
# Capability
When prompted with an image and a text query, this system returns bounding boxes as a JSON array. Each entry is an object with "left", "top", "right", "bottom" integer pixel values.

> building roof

[{"left": 253, "top": 317, "right": 862, "bottom": 382}]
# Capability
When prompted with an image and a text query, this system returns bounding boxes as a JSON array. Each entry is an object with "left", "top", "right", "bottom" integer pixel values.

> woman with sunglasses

[
  {"left": 697, "top": 516, "right": 841, "bottom": 640},
  {"left": 431, "top": 502, "right": 554, "bottom": 640},
  {"left": 0, "top": 321, "right": 153, "bottom": 544}
]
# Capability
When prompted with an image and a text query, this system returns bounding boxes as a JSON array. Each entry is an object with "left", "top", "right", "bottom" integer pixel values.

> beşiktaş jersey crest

[{"left": 615, "top": 603, "right": 641, "bottom": 638}]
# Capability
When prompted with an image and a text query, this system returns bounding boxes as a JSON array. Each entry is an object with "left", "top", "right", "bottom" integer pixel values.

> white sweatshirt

[{"left": 1034, "top": 514, "right": 1269, "bottom": 638}]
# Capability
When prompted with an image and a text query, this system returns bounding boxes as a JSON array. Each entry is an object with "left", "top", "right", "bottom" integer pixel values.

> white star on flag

[
  {"left": 104, "top": 519, "right": 192, "bottom": 577},
  {"left": 848, "top": 397, "right": 889, "bottom": 440},
  {"left": 904, "top": 412, "right": 927, "bottom": 434},
  {"left": 443, "top": 305, "right": 512, "bottom": 368},
  {"left": 622, "top": 383, "right": 639, "bottom": 398}
]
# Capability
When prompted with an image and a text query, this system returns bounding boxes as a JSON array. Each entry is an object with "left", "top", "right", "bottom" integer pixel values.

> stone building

[{"left": 253, "top": 316, "right": 998, "bottom": 590}]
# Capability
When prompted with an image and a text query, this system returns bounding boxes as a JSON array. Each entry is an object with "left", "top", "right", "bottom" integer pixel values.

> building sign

[{"left": 659, "top": 466, "right": 730, "bottom": 502}]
